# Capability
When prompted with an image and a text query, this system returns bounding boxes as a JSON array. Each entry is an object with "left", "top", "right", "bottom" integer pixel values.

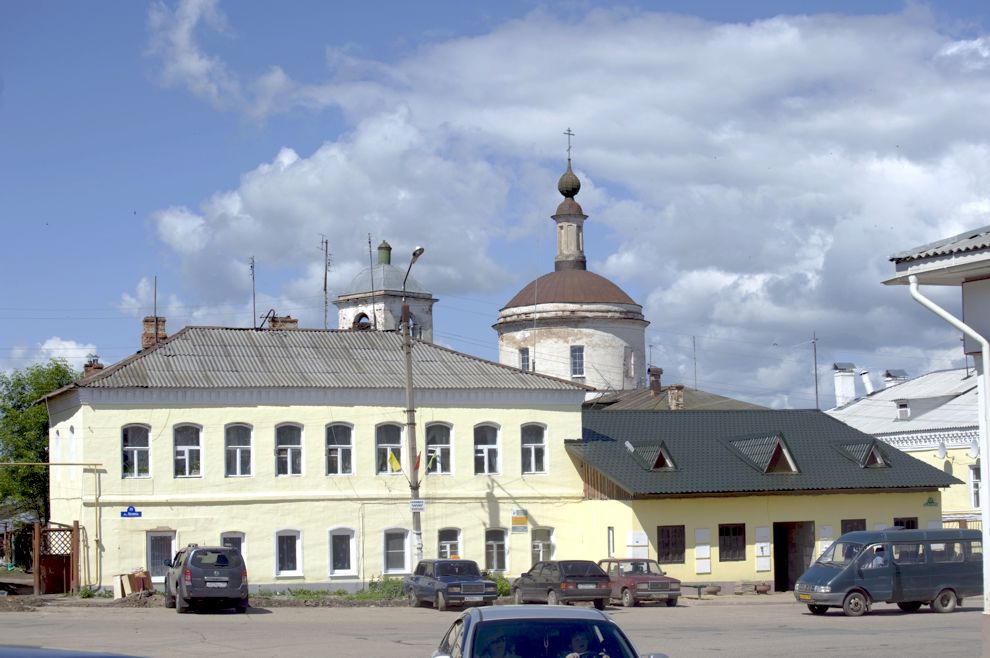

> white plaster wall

[{"left": 47, "top": 392, "right": 585, "bottom": 589}]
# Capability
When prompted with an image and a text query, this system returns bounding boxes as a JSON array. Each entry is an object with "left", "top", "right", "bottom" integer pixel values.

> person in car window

[
  {"left": 561, "top": 630, "right": 592, "bottom": 658},
  {"left": 478, "top": 630, "right": 520, "bottom": 658},
  {"left": 867, "top": 546, "right": 887, "bottom": 568}
]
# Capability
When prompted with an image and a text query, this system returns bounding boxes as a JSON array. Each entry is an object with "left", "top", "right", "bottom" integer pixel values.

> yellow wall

[{"left": 907, "top": 447, "right": 979, "bottom": 520}]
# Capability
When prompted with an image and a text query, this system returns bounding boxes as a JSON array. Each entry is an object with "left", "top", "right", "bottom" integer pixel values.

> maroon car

[{"left": 598, "top": 558, "right": 681, "bottom": 607}]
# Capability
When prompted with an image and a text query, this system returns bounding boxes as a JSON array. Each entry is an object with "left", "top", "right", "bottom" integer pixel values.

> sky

[{"left": 1, "top": 0, "right": 989, "bottom": 409}]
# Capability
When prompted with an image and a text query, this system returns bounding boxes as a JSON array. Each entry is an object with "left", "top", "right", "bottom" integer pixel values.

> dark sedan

[
  {"left": 404, "top": 559, "right": 498, "bottom": 610},
  {"left": 511, "top": 560, "right": 611, "bottom": 609}
]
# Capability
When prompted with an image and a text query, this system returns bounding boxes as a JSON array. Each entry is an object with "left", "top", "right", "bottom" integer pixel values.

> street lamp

[{"left": 402, "top": 246, "right": 425, "bottom": 564}]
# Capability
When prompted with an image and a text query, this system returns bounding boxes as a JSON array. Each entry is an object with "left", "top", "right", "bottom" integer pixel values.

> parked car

[
  {"left": 598, "top": 558, "right": 681, "bottom": 607},
  {"left": 794, "top": 528, "right": 982, "bottom": 617},
  {"left": 163, "top": 544, "right": 249, "bottom": 614},
  {"left": 511, "top": 560, "right": 611, "bottom": 609},
  {"left": 431, "top": 604, "right": 668, "bottom": 658},
  {"left": 405, "top": 559, "right": 498, "bottom": 611}
]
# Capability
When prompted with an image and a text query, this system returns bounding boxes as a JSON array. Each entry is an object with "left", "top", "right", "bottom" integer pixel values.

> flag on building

[{"left": 388, "top": 451, "right": 402, "bottom": 473}]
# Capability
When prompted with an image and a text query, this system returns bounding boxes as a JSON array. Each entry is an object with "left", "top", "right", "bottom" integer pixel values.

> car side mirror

[{"left": 163, "top": 559, "right": 172, "bottom": 568}]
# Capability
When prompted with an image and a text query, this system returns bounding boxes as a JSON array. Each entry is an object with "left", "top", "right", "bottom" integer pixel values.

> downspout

[{"left": 908, "top": 275, "right": 990, "bottom": 616}]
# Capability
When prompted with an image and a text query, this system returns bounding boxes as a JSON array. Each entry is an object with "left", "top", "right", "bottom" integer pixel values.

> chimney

[
  {"left": 668, "top": 384, "right": 685, "bottom": 410},
  {"left": 83, "top": 355, "right": 104, "bottom": 378},
  {"left": 648, "top": 367, "right": 663, "bottom": 396},
  {"left": 832, "top": 362, "right": 857, "bottom": 407},
  {"left": 268, "top": 315, "right": 299, "bottom": 330},
  {"left": 377, "top": 240, "right": 392, "bottom": 265},
  {"left": 859, "top": 370, "right": 875, "bottom": 395},
  {"left": 142, "top": 316, "right": 167, "bottom": 350},
  {"left": 883, "top": 369, "right": 909, "bottom": 388}
]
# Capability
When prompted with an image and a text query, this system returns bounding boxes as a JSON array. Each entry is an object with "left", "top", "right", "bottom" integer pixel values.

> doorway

[{"left": 772, "top": 521, "right": 815, "bottom": 591}]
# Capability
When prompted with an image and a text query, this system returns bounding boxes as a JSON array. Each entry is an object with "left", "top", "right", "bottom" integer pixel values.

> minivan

[{"left": 793, "top": 528, "right": 982, "bottom": 617}]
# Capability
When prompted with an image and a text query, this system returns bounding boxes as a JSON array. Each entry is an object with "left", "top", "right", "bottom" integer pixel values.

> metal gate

[{"left": 33, "top": 522, "right": 79, "bottom": 595}]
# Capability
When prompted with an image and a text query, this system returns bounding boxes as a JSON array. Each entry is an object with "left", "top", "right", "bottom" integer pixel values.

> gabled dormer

[
  {"left": 624, "top": 440, "right": 678, "bottom": 471},
  {"left": 724, "top": 432, "right": 799, "bottom": 474},
  {"left": 834, "top": 439, "right": 889, "bottom": 469}
]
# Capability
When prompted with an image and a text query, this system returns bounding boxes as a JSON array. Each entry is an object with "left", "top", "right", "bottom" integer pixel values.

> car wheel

[
  {"left": 593, "top": 598, "right": 606, "bottom": 610},
  {"left": 436, "top": 591, "right": 448, "bottom": 612},
  {"left": 808, "top": 604, "right": 828, "bottom": 615},
  {"left": 547, "top": 589, "right": 560, "bottom": 606},
  {"left": 176, "top": 590, "right": 190, "bottom": 614},
  {"left": 897, "top": 601, "right": 922, "bottom": 613},
  {"left": 407, "top": 589, "right": 419, "bottom": 607},
  {"left": 620, "top": 588, "right": 636, "bottom": 608},
  {"left": 236, "top": 599, "right": 249, "bottom": 614},
  {"left": 842, "top": 591, "right": 868, "bottom": 617},
  {"left": 665, "top": 597, "right": 678, "bottom": 607},
  {"left": 164, "top": 583, "right": 176, "bottom": 609},
  {"left": 931, "top": 589, "right": 957, "bottom": 613},
  {"left": 513, "top": 588, "right": 524, "bottom": 605}
]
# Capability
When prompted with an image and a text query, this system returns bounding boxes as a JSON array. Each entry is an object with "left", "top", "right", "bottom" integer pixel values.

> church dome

[
  {"left": 502, "top": 269, "right": 637, "bottom": 309},
  {"left": 341, "top": 265, "right": 428, "bottom": 297}
]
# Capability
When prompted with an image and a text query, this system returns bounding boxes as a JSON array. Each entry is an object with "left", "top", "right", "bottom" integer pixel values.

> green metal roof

[{"left": 568, "top": 409, "right": 960, "bottom": 497}]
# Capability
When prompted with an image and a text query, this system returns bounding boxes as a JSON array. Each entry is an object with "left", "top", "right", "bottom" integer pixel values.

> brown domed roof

[{"left": 503, "top": 270, "right": 638, "bottom": 309}]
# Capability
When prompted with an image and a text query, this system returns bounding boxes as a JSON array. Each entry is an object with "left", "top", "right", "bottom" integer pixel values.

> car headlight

[
  {"left": 448, "top": 585, "right": 461, "bottom": 593},
  {"left": 636, "top": 583, "right": 649, "bottom": 590},
  {"left": 814, "top": 585, "right": 831, "bottom": 593}
]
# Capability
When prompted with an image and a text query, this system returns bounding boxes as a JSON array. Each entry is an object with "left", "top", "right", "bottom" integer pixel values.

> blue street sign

[{"left": 120, "top": 506, "right": 142, "bottom": 518}]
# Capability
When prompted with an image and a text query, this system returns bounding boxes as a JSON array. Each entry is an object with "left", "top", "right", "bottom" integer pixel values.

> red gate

[{"left": 33, "top": 522, "right": 79, "bottom": 595}]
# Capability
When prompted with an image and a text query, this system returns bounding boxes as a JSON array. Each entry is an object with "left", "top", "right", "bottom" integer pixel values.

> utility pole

[
  {"left": 249, "top": 257, "right": 256, "bottom": 329},
  {"left": 402, "top": 246, "right": 425, "bottom": 564},
  {"left": 812, "top": 332, "right": 819, "bottom": 409},
  {"left": 320, "top": 236, "right": 331, "bottom": 329}
]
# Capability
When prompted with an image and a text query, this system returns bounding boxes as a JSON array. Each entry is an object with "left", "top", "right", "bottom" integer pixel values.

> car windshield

[
  {"left": 472, "top": 619, "right": 638, "bottom": 658},
  {"left": 560, "top": 561, "right": 606, "bottom": 577},
  {"left": 621, "top": 560, "right": 664, "bottom": 575},
  {"left": 816, "top": 541, "right": 863, "bottom": 566},
  {"left": 437, "top": 561, "right": 481, "bottom": 577},
  {"left": 191, "top": 550, "right": 242, "bottom": 568}
]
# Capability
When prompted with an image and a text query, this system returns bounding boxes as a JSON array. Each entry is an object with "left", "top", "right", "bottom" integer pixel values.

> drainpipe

[{"left": 908, "top": 275, "right": 990, "bottom": 617}]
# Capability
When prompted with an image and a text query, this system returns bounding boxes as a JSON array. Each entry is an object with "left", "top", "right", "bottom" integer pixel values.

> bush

[
  {"left": 79, "top": 586, "right": 95, "bottom": 599},
  {"left": 482, "top": 571, "right": 512, "bottom": 597},
  {"left": 363, "top": 574, "right": 404, "bottom": 600},
  {"left": 288, "top": 588, "right": 329, "bottom": 600}
]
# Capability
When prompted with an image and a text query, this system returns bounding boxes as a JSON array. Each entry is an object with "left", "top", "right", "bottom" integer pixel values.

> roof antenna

[
  {"left": 367, "top": 234, "right": 378, "bottom": 329},
  {"left": 259, "top": 309, "right": 275, "bottom": 329},
  {"left": 153, "top": 275, "right": 159, "bottom": 347},
  {"left": 250, "top": 256, "right": 257, "bottom": 329}
]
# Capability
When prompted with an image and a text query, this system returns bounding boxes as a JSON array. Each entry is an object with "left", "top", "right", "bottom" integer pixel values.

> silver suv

[{"left": 163, "top": 544, "right": 249, "bottom": 613}]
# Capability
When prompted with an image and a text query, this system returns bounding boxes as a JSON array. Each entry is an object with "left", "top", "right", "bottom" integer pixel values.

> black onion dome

[{"left": 557, "top": 161, "right": 581, "bottom": 198}]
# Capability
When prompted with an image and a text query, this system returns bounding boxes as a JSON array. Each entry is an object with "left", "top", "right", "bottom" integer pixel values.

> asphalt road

[{"left": 0, "top": 598, "right": 984, "bottom": 657}]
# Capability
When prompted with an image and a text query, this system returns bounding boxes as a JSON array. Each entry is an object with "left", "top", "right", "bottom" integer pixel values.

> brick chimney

[
  {"left": 268, "top": 315, "right": 299, "bottom": 330},
  {"left": 648, "top": 367, "right": 663, "bottom": 396},
  {"left": 83, "top": 355, "right": 104, "bottom": 378},
  {"left": 667, "top": 384, "right": 685, "bottom": 410},
  {"left": 142, "top": 316, "right": 167, "bottom": 350}
]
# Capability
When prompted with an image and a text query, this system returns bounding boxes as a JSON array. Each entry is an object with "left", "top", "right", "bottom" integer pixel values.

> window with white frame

[
  {"left": 326, "top": 424, "right": 353, "bottom": 475},
  {"left": 971, "top": 464, "right": 981, "bottom": 508},
  {"left": 485, "top": 528, "right": 506, "bottom": 571},
  {"left": 377, "top": 424, "right": 402, "bottom": 474},
  {"left": 531, "top": 528, "right": 552, "bottom": 564},
  {"left": 474, "top": 425, "right": 499, "bottom": 475},
  {"left": 173, "top": 425, "right": 201, "bottom": 477},
  {"left": 122, "top": 425, "right": 150, "bottom": 478},
  {"left": 147, "top": 531, "right": 175, "bottom": 583},
  {"left": 276, "top": 425, "right": 303, "bottom": 476},
  {"left": 224, "top": 424, "right": 252, "bottom": 477},
  {"left": 521, "top": 424, "right": 546, "bottom": 474},
  {"left": 275, "top": 530, "right": 302, "bottom": 576},
  {"left": 220, "top": 531, "right": 245, "bottom": 555},
  {"left": 570, "top": 345, "right": 585, "bottom": 377},
  {"left": 519, "top": 347, "right": 530, "bottom": 371},
  {"left": 384, "top": 529, "right": 409, "bottom": 573},
  {"left": 438, "top": 528, "right": 460, "bottom": 559},
  {"left": 329, "top": 528, "right": 356, "bottom": 575},
  {"left": 426, "top": 423, "right": 452, "bottom": 474}
]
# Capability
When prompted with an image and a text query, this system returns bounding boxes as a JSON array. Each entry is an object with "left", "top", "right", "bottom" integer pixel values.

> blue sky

[{"left": 2, "top": 1, "right": 989, "bottom": 408}]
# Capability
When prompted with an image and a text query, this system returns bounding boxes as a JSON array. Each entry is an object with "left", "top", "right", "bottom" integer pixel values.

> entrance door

[
  {"left": 772, "top": 521, "right": 815, "bottom": 591},
  {"left": 147, "top": 531, "right": 175, "bottom": 584}
]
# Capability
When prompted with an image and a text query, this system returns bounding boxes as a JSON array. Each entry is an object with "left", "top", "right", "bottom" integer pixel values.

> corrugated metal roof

[
  {"left": 567, "top": 409, "right": 958, "bottom": 496},
  {"left": 585, "top": 387, "right": 766, "bottom": 411},
  {"left": 56, "top": 326, "right": 591, "bottom": 393},
  {"left": 890, "top": 225, "right": 990, "bottom": 263},
  {"left": 827, "top": 369, "right": 977, "bottom": 434}
]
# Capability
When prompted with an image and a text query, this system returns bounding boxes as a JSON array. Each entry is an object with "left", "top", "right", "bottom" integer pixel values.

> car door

[
  {"left": 519, "top": 563, "right": 542, "bottom": 601},
  {"left": 540, "top": 563, "right": 560, "bottom": 601}
]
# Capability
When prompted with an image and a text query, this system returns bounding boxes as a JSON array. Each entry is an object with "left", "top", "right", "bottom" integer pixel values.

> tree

[{"left": 0, "top": 358, "right": 78, "bottom": 524}]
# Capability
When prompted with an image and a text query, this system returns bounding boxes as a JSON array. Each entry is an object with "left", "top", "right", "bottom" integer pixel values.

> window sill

[{"left": 274, "top": 573, "right": 304, "bottom": 579}]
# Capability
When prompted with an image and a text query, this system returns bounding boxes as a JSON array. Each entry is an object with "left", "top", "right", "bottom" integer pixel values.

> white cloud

[{"left": 140, "top": 3, "right": 990, "bottom": 407}]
